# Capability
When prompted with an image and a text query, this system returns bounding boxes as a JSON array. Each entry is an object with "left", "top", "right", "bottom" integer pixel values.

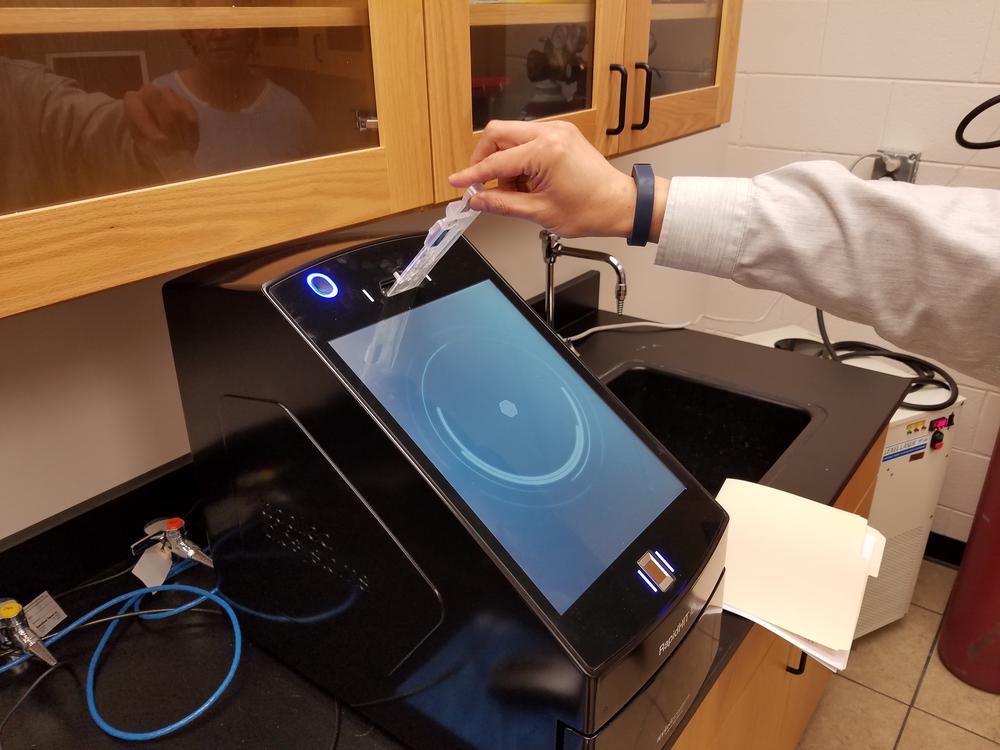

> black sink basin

[{"left": 606, "top": 367, "right": 813, "bottom": 496}]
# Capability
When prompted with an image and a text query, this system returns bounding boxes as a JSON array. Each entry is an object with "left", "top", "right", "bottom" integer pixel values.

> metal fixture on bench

[{"left": 541, "top": 230, "right": 626, "bottom": 328}]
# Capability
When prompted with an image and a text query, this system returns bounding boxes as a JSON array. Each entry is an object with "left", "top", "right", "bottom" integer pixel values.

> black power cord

[
  {"left": 352, "top": 660, "right": 466, "bottom": 709},
  {"left": 53, "top": 564, "right": 135, "bottom": 599},
  {"left": 816, "top": 309, "right": 958, "bottom": 411},
  {"left": 955, "top": 93, "right": 1000, "bottom": 150},
  {"left": 329, "top": 699, "right": 341, "bottom": 750}
]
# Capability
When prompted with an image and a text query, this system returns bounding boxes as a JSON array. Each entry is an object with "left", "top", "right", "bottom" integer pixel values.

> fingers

[
  {"left": 469, "top": 187, "right": 543, "bottom": 224},
  {"left": 162, "top": 87, "right": 199, "bottom": 152},
  {"left": 451, "top": 120, "right": 582, "bottom": 187},
  {"left": 451, "top": 119, "right": 628, "bottom": 238},
  {"left": 468, "top": 120, "right": 544, "bottom": 165},
  {"left": 124, "top": 89, "right": 168, "bottom": 145},
  {"left": 147, "top": 87, "right": 187, "bottom": 148},
  {"left": 125, "top": 85, "right": 199, "bottom": 153},
  {"left": 449, "top": 141, "right": 534, "bottom": 187}
]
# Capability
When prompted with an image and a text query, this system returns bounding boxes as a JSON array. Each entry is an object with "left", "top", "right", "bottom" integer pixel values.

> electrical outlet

[{"left": 872, "top": 149, "right": 920, "bottom": 182}]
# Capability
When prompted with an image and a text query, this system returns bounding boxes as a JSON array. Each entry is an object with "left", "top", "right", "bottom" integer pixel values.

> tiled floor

[{"left": 798, "top": 560, "right": 1000, "bottom": 750}]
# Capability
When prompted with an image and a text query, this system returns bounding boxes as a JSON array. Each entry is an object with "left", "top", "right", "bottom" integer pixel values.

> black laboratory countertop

[{"left": 0, "top": 310, "right": 910, "bottom": 750}]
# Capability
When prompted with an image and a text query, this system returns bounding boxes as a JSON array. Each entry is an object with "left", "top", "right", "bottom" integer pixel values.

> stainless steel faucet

[
  {"left": 0, "top": 599, "right": 57, "bottom": 666},
  {"left": 541, "top": 230, "right": 626, "bottom": 328}
]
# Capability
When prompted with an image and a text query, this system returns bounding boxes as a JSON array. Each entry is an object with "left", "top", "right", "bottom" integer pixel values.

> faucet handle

[
  {"left": 0, "top": 599, "right": 57, "bottom": 666},
  {"left": 541, "top": 231, "right": 628, "bottom": 322},
  {"left": 540, "top": 230, "right": 560, "bottom": 264},
  {"left": 137, "top": 517, "right": 212, "bottom": 567},
  {"left": 131, "top": 517, "right": 213, "bottom": 587},
  {"left": 162, "top": 519, "right": 213, "bottom": 568}
]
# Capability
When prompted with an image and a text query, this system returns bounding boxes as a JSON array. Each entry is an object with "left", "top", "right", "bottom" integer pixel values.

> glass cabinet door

[
  {"left": 469, "top": 3, "right": 596, "bottom": 129},
  {"left": 0, "top": 0, "right": 433, "bottom": 318},
  {"left": 426, "top": 0, "right": 627, "bottom": 202},
  {"left": 647, "top": 0, "right": 722, "bottom": 98},
  {"left": 621, "top": 0, "right": 741, "bottom": 153}
]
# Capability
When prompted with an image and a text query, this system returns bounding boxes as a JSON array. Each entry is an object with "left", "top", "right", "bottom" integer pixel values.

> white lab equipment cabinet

[{"left": 738, "top": 326, "right": 964, "bottom": 638}]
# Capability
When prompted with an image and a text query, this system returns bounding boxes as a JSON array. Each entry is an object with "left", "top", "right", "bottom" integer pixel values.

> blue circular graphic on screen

[
  {"left": 306, "top": 272, "right": 338, "bottom": 298},
  {"left": 420, "top": 336, "right": 592, "bottom": 501}
]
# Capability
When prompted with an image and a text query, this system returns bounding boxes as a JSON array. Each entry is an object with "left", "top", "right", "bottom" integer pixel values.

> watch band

[{"left": 627, "top": 163, "right": 655, "bottom": 246}]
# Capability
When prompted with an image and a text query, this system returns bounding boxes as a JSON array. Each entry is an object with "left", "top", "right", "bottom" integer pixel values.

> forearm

[
  {"left": 37, "top": 72, "right": 158, "bottom": 191},
  {"left": 653, "top": 160, "right": 1000, "bottom": 383}
]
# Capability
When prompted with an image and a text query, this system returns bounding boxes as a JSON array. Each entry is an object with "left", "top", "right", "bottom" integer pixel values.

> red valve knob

[{"left": 165, "top": 517, "right": 185, "bottom": 531}]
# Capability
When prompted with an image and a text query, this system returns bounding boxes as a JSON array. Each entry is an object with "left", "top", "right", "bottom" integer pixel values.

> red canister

[{"left": 937, "top": 429, "right": 1000, "bottom": 693}]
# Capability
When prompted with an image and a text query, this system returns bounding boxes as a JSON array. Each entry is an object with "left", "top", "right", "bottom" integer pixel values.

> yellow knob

[{"left": 0, "top": 600, "right": 22, "bottom": 619}]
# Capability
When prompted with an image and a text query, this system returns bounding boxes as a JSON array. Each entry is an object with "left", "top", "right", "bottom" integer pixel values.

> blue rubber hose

[
  {"left": 85, "top": 584, "right": 240, "bottom": 741},
  {"left": 0, "top": 572, "right": 241, "bottom": 742}
]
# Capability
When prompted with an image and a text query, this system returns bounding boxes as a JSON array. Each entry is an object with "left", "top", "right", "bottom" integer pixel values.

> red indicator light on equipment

[{"left": 930, "top": 418, "right": 948, "bottom": 430}]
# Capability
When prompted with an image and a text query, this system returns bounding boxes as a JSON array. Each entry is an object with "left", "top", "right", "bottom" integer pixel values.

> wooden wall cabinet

[
  {"left": 425, "top": 0, "right": 627, "bottom": 201},
  {"left": 0, "top": 0, "right": 433, "bottom": 319},
  {"left": 0, "top": 0, "right": 742, "bottom": 318},
  {"left": 426, "top": 0, "right": 744, "bottom": 202},
  {"left": 672, "top": 430, "right": 885, "bottom": 750},
  {"left": 620, "top": 0, "right": 742, "bottom": 152}
]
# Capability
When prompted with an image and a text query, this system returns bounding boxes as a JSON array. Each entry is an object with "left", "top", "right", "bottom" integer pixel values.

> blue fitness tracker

[{"left": 627, "top": 163, "right": 655, "bottom": 246}]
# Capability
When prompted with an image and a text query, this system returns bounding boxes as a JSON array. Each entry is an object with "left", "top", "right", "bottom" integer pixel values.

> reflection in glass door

[
  {"left": 468, "top": 1, "right": 596, "bottom": 130},
  {"left": 648, "top": 0, "right": 722, "bottom": 97},
  {"left": 0, "top": 5, "right": 378, "bottom": 215}
]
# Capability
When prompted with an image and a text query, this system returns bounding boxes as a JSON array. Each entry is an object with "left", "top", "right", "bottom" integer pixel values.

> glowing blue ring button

[{"left": 306, "top": 272, "right": 338, "bottom": 298}]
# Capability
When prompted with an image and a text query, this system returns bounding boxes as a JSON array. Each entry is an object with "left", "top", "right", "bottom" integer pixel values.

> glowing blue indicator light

[
  {"left": 654, "top": 550, "right": 675, "bottom": 573},
  {"left": 637, "top": 569, "right": 659, "bottom": 593},
  {"left": 306, "top": 272, "right": 338, "bottom": 299}
]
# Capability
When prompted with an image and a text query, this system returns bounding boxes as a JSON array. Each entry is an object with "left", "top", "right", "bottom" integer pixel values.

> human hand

[
  {"left": 124, "top": 84, "right": 199, "bottom": 156},
  {"left": 449, "top": 120, "right": 663, "bottom": 241}
]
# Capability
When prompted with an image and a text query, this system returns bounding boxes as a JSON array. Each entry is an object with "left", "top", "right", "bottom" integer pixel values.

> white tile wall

[
  {"left": 820, "top": 1, "right": 995, "bottom": 81},
  {"left": 0, "top": 278, "right": 190, "bottom": 540},
  {"left": 953, "top": 387, "right": 987, "bottom": 452},
  {"left": 912, "top": 162, "right": 962, "bottom": 186},
  {"left": 950, "top": 165, "right": 1000, "bottom": 188},
  {"left": 977, "top": 6, "right": 1000, "bottom": 82},
  {"left": 736, "top": 0, "right": 828, "bottom": 75},
  {"left": 940, "top": 451, "right": 993, "bottom": 515},
  {"left": 884, "top": 82, "right": 1000, "bottom": 168},
  {"left": 742, "top": 75, "right": 892, "bottom": 152},
  {"left": 931, "top": 506, "right": 976, "bottom": 542},
  {"left": 730, "top": 74, "right": 749, "bottom": 140},
  {"left": 713, "top": 0, "right": 1000, "bottom": 541},
  {"left": 973, "top": 392, "right": 1000, "bottom": 455},
  {"left": 725, "top": 145, "right": 806, "bottom": 176}
]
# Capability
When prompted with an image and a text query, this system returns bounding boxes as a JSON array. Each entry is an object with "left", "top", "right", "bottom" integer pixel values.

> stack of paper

[{"left": 716, "top": 479, "right": 886, "bottom": 672}]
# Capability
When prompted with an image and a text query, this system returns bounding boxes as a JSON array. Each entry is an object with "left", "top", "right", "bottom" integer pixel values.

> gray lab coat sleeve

[{"left": 655, "top": 160, "right": 1000, "bottom": 384}]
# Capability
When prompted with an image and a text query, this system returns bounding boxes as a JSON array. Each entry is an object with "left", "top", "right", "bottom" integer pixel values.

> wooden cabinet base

[{"left": 671, "top": 429, "right": 885, "bottom": 749}]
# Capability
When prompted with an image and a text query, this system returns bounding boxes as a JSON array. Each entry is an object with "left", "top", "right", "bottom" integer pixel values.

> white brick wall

[{"left": 704, "top": 0, "right": 1000, "bottom": 541}]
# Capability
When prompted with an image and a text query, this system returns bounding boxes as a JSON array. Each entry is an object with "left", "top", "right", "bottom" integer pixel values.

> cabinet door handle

[
  {"left": 313, "top": 33, "right": 323, "bottom": 64},
  {"left": 607, "top": 64, "right": 628, "bottom": 135},
  {"left": 632, "top": 62, "right": 652, "bottom": 130},
  {"left": 786, "top": 650, "right": 808, "bottom": 675}
]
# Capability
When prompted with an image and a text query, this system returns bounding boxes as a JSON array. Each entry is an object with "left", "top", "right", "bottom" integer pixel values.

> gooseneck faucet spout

[{"left": 541, "top": 230, "right": 627, "bottom": 329}]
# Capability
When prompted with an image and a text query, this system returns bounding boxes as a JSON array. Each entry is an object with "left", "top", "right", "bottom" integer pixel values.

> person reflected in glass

[
  {"left": 153, "top": 29, "right": 320, "bottom": 177},
  {"left": 0, "top": 55, "right": 197, "bottom": 213}
]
